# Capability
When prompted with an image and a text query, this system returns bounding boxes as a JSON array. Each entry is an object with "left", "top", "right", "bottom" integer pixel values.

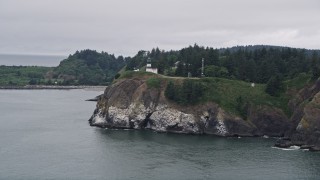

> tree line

[
  {"left": 126, "top": 45, "right": 319, "bottom": 96},
  {"left": 126, "top": 45, "right": 320, "bottom": 83}
]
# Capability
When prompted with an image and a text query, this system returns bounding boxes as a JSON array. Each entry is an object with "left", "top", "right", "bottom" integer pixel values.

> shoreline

[{"left": 0, "top": 85, "right": 107, "bottom": 91}]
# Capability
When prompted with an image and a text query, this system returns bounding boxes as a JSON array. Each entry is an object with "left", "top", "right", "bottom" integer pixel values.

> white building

[{"left": 146, "top": 58, "right": 158, "bottom": 74}]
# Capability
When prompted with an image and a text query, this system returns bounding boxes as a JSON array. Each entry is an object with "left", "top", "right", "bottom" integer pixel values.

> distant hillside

[
  {"left": 219, "top": 45, "right": 320, "bottom": 55},
  {"left": 0, "top": 66, "right": 52, "bottom": 86},
  {"left": 50, "top": 49, "right": 126, "bottom": 85}
]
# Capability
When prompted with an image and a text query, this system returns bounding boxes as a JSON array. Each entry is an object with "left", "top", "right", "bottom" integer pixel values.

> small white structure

[
  {"left": 146, "top": 58, "right": 158, "bottom": 74},
  {"left": 174, "top": 61, "right": 180, "bottom": 68},
  {"left": 188, "top": 72, "right": 192, "bottom": 78},
  {"left": 251, "top": 83, "right": 255, "bottom": 87}
]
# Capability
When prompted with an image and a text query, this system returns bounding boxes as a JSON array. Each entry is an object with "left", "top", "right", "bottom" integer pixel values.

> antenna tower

[{"left": 201, "top": 58, "right": 204, "bottom": 77}]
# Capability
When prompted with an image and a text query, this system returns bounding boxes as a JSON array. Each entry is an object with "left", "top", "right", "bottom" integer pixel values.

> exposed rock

[
  {"left": 248, "top": 105, "right": 289, "bottom": 137},
  {"left": 148, "top": 104, "right": 200, "bottom": 134},
  {"left": 285, "top": 79, "right": 320, "bottom": 151},
  {"left": 309, "top": 146, "right": 320, "bottom": 152},
  {"left": 86, "top": 94, "right": 103, "bottom": 101},
  {"left": 274, "top": 139, "right": 293, "bottom": 148},
  {"left": 90, "top": 109, "right": 107, "bottom": 127},
  {"left": 300, "top": 144, "right": 314, "bottom": 149},
  {"left": 89, "top": 78, "right": 320, "bottom": 152},
  {"left": 203, "top": 107, "right": 256, "bottom": 136},
  {"left": 89, "top": 77, "right": 290, "bottom": 138}
]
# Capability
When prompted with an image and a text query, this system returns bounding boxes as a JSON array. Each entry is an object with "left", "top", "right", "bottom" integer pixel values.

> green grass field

[{"left": 198, "top": 77, "right": 290, "bottom": 116}]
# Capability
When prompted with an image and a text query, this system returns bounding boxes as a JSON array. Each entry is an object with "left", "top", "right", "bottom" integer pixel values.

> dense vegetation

[
  {"left": 0, "top": 50, "right": 126, "bottom": 86},
  {"left": 165, "top": 80, "right": 204, "bottom": 105},
  {"left": 51, "top": 49, "right": 126, "bottom": 85},
  {"left": 0, "top": 66, "right": 52, "bottom": 86},
  {"left": 125, "top": 45, "right": 319, "bottom": 80},
  {"left": 1, "top": 45, "right": 319, "bottom": 90},
  {"left": 125, "top": 45, "right": 320, "bottom": 95}
]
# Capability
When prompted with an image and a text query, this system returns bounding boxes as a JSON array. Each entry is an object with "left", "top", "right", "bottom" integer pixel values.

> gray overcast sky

[{"left": 0, "top": 0, "right": 319, "bottom": 56}]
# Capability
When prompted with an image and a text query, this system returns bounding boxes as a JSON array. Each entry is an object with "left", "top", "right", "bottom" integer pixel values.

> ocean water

[
  {"left": 0, "top": 90, "right": 320, "bottom": 180},
  {"left": 0, "top": 54, "right": 66, "bottom": 67}
]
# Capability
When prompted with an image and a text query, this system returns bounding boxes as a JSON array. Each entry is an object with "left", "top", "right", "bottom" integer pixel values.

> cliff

[
  {"left": 89, "top": 75, "right": 289, "bottom": 137},
  {"left": 276, "top": 79, "right": 320, "bottom": 151}
]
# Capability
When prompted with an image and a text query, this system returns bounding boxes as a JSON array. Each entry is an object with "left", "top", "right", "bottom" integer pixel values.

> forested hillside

[
  {"left": 126, "top": 44, "right": 320, "bottom": 83},
  {"left": 51, "top": 49, "right": 126, "bottom": 85},
  {"left": 124, "top": 45, "right": 319, "bottom": 96}
]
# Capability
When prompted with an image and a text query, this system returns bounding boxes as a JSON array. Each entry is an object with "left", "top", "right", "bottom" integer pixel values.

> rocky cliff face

[
  {"left": 89, "top": 77, "right": 289, "bottom": 137},
  {"left": 248, "top": 105, "right": 289, "bottom": 137},
  {"left": 278, "top": 79, "right": 320, "bottom": 151}
]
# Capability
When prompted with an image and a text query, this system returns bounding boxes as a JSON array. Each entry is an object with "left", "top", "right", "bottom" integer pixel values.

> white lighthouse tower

[{"left": 146, "top": 58, "right": 158, "bottom": 74}]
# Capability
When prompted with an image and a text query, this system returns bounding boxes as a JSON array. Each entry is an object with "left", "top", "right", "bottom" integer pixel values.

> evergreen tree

[
  {"left": 265, "top": 74, "right": 284, "bottom": 96},
  {"left": 191, "top": 82, "right": 204, "bottom": 103},
  {"left": 236, "top": 96, "right": 249, "bottom": 119},
  {"left": 165, "top": 81, "right": 175, "bottom": 100},
  {"left": 164, "top": 80, "right": 204, "bottom": 105},
  {"left": 29, "top": 78, "right": 38, "bottom": 85},
  {"left": 245, "top": 59, "right": 257, "bottom": 82},
  {"left": 175, "top": 62, "right": 186, "bottom": 77},
  {"left": 181, "top": 80, "right": 193, "bottom": 104}
]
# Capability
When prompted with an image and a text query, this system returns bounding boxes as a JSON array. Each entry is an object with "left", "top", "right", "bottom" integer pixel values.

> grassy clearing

[
  {"left": 198, "top": 77, "right": 290, "bottom": 116},
  {"left": 118, "top": 71, "right": 159, "bottom": 79},
  {"left": 284, "top": 73, "right": 312, "bottom": 91}
]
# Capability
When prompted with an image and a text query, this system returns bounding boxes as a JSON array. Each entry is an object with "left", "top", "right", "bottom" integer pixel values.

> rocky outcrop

[
  {"left": 203, "top": 106, "right": 257, "bottom": 136},
  {"left": 275, "top": 79, "right": 320, "bottom": 151},
  {"left": 86, "top": 94, "right": 103, "bottom": 102},
  {"left": 88, "top": 76, "right": 320, "bottom": 151},
  {"left": 89, "top": 77, "right": 291, "bottom": 138},
  {"left": 290, "top": 91, "right": 320, "bottom": 149},
  {"left": 248, "top": 105, "right": 289, "bottom": 137}
]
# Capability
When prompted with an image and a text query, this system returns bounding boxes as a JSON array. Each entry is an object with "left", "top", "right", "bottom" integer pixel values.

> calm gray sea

[
  {"left": 0, "top": 54, "right": 66, "bottom": 66},
  {"left": 0, "top": 90, "right": 319, "bottom": 180}
]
